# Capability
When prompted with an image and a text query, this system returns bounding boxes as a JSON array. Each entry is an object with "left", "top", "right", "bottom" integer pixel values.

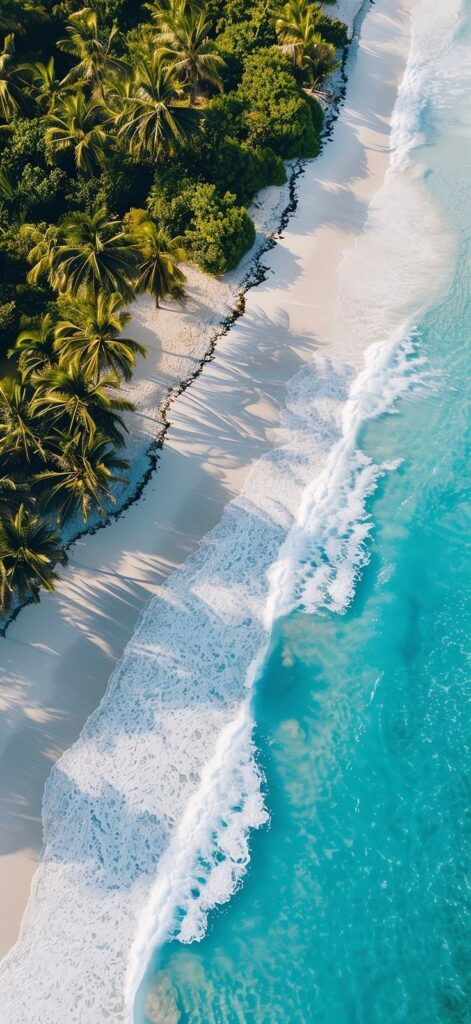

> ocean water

[
  {"left": 136, "top": 2, "right": 471, "bottom": 1022},
  {"left": 0, "top": 1, "right": 469, "bottom": 1021}
]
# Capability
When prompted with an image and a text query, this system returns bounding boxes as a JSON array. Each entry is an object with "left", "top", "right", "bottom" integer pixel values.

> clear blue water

[{"left": 138, "top": 4, "right": 471, "bottom": 1021}]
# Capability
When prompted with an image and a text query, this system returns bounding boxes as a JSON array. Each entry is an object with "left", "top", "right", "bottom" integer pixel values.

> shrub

[
  {"left": 1, "top": 118, "right": 48, "bottom": 175},
  {"left": 237, "top": 50, "right": 323, "bottom": 158},
  {"left": 147, "top": 168, "right": 198, "bottom": 237},
  {"left": 216, "top": 23, "right": 258, "bottom": 80},
  {"left": 20, "top": 165, "right": 68, "bottom": 220},
  {"left": 216, "top": 0, "right": 276, "bottom": 49},
  {"left": 64, "top": 161, "right": 154, "bottom": 216},
  {"left": 205, "top": 139, "right": 286, "bottom": 204},
  {"left": 184, "top": 185, "right": 256, "bottom": 275},
  {"left": 0, "top": 301, "right": 16, "bottom": 337},
  {"left": 203, "top": 94, "right": 245, "bottom": 146},
  {"left": 316, "top": 14, "right": 349, "bottom": 48},
  {"left": 0, "top": 224, "right": 40, "bottom": 282}
]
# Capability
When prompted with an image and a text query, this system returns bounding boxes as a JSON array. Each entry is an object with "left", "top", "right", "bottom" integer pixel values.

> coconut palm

[
  {"left": 0, "top": 33, "right": 31, "bottom": 120},
  {"left": 46, "top": 91, "right": 107, "bottom": 175},
  {"left": 155, "top": 2, "right": 225, "bottom": 102},
  {"left": 0, "top": 473, "right": 17, "bottom": 517},
  {"left": 144, "top": 0, "right": 176, "bottom": 31},
  {"left": 0, "top": 378, "right": 44, "bottom": 465},
  {"left": 0, "top": 503, "right": 65, "bottom": 610},
  {"left": 46, "top": 207, "right": 138, "bottom": 300},
  {"left": 20, "top": 56, "right": 61, "bottom": 113},
  {"left": 27, "top": 224, "right": 64, "bottom": 292},
  {"left": 54, "top": 291, "right": 146, "bottom": 382},
  {"left": 31, "top": 363, "right": 134, "bottom": 446},
  {"left": 117, "top": 52, "right": 200, "bottom": 160},
  {"left": 135, "top": 219, "right": 186, "bottom": 307},
  {"left": 11, "top": 313, "right": 57, "bottom": 377},
  {"left": 58, "top": 7, "right": 129, "bottom": 98},
  {"left": 101, "top": 68, "right": 133, "bottom": 119},
  {"left": 35, "top": 430, "right": 128, "bottom": 523},
  {"left": 0, "top": 166, "right": 22, "bottom": 218},
  {"left": 274, "top": 0, "right": 337, "bottom": 85}
]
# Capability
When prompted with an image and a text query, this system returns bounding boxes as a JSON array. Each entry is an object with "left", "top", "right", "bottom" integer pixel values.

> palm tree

[
  {"left": 43, "top": 207, "right": 138, "bottom": 300},
  {"left": 0, "top": 166, "right": 23, "bottom": 218},
  {"left": 58, "top": 7, "right": 129, "bottom": 98},
  {"left": 27, "top": 224, "right": 64, "bottom": 292},
  {"left": 0, "top": 503, "right": 65, "bottom": 611},
  {"left": 101, "top": 68, "right": 133, "bottom": 119},
  {"left": 46, "top": 91, "right": 107, "bottom": 175},
  {"left": 35, "top": 431, "right": 128, "bottom": 523},
  {"left": 144, "top": 0, "right": 176, "bottom": 31},
  {"left": 0, "top": 472, "right": 17, "bottom": 516},
  {"left": 20, "top": 56, "right": 61, "bottom": 113},
  {"left": 155, "top": 2, "right": 225, "bottom": 102},
  {"left": 54, "top": 291, "right": 146, "bottom": 382},
  {"left": 117, "top": 52, "right": 200, "bottom": 160},
  {"left": 31, "top": 363, "right": 134, "bottom": 446},
  {"left": 135, "top": 218, "right": 186, "bottom": 307},
  {"left": 11, "top": 313, "right": 57, "bottom": 377},
  {"left": 0, "top": 33, "right": 31, "bottom": 120},
  {"left": 0, "top": 378, "right": 44, "bottom": 465},
  {"left": 274, "top": 0, "right": 337, "bottom": 85}
]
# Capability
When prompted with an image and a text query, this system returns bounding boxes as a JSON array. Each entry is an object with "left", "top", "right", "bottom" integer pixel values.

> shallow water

[{"left": 138, "top": 2, "right": 471, "bottom": 1021}]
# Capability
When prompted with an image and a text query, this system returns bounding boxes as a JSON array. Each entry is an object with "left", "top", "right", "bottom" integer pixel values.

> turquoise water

[{"left": 138, "top": 5, "right": 471, "bottom": 1022}]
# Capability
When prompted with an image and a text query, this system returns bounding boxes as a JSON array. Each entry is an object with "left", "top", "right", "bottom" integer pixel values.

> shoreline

[{"left": 0, "top": 0, "right": 411, "bottom": 978}]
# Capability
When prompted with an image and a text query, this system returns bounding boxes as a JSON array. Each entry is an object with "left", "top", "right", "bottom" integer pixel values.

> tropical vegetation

[{"left": 0, "top": 0, "right": 347, "bottom": 613}]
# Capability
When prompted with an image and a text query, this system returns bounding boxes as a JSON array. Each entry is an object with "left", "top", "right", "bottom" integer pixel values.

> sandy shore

[{"left": 0, "top": 0, "right": 413, "bottom": 962}]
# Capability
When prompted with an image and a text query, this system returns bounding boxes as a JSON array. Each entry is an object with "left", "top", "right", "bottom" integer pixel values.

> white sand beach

[{"left": 0, "top": 0, "right": 413, "bottom": 971}]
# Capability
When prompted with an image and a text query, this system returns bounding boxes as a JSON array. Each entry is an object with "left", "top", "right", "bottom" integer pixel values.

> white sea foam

[{"left": 0, "top": 2, "right": 461, "bottom": 1022}]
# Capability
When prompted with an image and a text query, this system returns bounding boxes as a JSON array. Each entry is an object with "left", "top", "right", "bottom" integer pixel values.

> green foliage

[
  {"left": 35, "top": 429, "right": 128, "bottom": 523},
  {"left": 147, "top": 166, "right": 197, "bottom": 236},
  {"left": 1, "top": 117, "right": 48, "bottom": 172},
  {"left": 0, "top": 225, "right": 53, "bottom": 343},
  {"left": 204, "top": 139, "right": 286, "bottom": 204},
  {"left": 316, "top": 14, "right": 348, "bottom": 48},
  {"left": 28, "top": 206, "right": 139, "bottom": 299},
  {"left": 0, "top": 503, "right": 65, "bottom": 610},
  {"left": 237, "top": 49, "right": 323, "bottom": 157},
  {"left": 0, "top": 301, "right": 16, "bottom": 334},
  {"left": 54, "top": 290, "right": 146, "bottom": 381},
  {"left": 130, "top": 214, "right": 187, "bottom": 307},
  {"left": 216, "top": 0, "right": 276, "bottom": 51},
  {"left": 1, "top": 163, "right": 68, "bottom": 219},
  {"left": 184, "top": 184, "right": 255, "bottom": 275}
]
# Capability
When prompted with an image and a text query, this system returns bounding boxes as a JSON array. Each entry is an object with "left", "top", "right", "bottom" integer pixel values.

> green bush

[
  {"left": 216, "top": 0, "right": 276, "bottom": 49},
  {"left": 0, "top": 301, "right": 16, "bottom": 339},
  {"left": 184, "top": 185, "right": 256, "bottom": 275},
  {"left": 0, "top": 224, "right": 39, "bottom": 282},
  {"left": 147, "top": 168, "right": 198, "bottom": 237},
  {"left": 203, "top": 94, "right": 245, "bottom": 145},
  {"left": 216, "top": 23, "right": 258, "bottom": 81},
  {"left": 20, "top": 165, "right": 68, "bottom": 220},
  {"left": 64, "top": 160, "right": 154, "bottom": 216},
  {"left": 205, "top": 139, "right": 286, "bottom": 204},
  {"left": 317, "top": 14, "right": 349, "bottom": 48},
  {"left": 1, "top": 118, "right": 48, "bottom": 175},
  {"left": 237, "top": 50, "right": 323, "bottom": 158}
]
